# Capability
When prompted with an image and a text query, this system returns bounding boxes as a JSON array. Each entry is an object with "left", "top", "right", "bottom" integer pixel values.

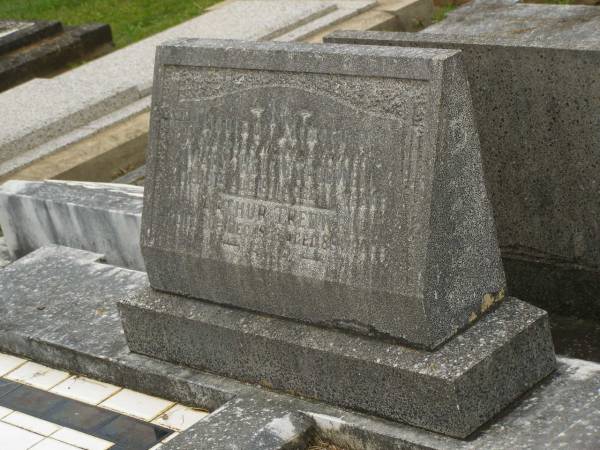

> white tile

[
  {"left": 152, "top": 404, "right": 209, "bottom": 431},
  {"left": 163, "top": 432, "right": 179, "bottom": 443},
  {"left": 99, "top": 389, "right": 174, "bottom": 421},
  {"left": 50, "top": 376, "right": 121, "bottom": 405},
  {"left": 4, "top": 361, "right": 69, "bottom": 390},
  {"left": 30, "top": 438, "right": 81, "bottom": 450},
  {"left": 0, "top": 405, "right": 12, "bottom": 418},
  {"left": 0, "top": 421, "right": 44, "bottom": 449},
  {"left": 0, "top": 353, "right": 26, "bottom": 376},
  {"left": 2, "top": 411, "right": 61, "bottom": 436},
  {"left": 51, "top": 427, "right": 113, "bottom": 450}
]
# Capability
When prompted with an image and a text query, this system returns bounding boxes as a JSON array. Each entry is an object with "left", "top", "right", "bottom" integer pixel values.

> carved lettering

[{"left": 152, "top": 86, "right": 429, "bottom": 290}]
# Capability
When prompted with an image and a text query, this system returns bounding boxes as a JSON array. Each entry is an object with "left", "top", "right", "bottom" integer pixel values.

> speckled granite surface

[{"left": 324, "top": 28, "right": 600, "bottom": 323}]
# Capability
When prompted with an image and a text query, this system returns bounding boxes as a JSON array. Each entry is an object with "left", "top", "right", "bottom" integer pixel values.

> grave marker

[
  {"left": 119, "top": 39, "right": 556, "bottom": 438},
  {"left": 141, "top": 38, "right": 505, "bottom": 349}
]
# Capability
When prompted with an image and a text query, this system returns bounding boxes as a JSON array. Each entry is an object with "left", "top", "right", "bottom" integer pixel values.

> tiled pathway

[{"left": 0, "top": 352, "right": 209, "bottom": 449}]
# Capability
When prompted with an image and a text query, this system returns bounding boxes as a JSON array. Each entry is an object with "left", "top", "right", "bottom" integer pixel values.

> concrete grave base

[
  {"left": 0, "top": 246, "right": 597, "bottom": 449},
  {"left": 119, "top": 287, "right": 556, "bottom": 438}
]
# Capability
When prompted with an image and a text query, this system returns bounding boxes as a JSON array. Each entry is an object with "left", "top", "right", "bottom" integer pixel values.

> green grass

[
  {"left": 0, "top": 0, "right": 224, "bottom": 48},
  {"left": 432, "top": 4, "right": 457, "bottom": 23}
]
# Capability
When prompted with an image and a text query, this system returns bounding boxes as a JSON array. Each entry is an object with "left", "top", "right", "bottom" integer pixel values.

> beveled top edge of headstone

[
  {"left": 0, "top": 179, "right": 144, "bottom": 215},
  {"left": 155, "top": 38, "right": 462, "bottom": 81},
  {"left": 324, "top": 30, "right": 600, "bottom": 52}
]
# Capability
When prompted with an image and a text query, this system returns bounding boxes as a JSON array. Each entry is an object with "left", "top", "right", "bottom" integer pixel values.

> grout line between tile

[
  {"left": 0, "top": 415, "right": 49, "bottom": 438},
  {"left": 100, "top": 387, "right": 124, "bottom": 403},
  {"left": 148, "top": 402, "right": 178, "bottom": 422},
  {"left": 1, "top": 354, "right": 29, "bottom": 377}
]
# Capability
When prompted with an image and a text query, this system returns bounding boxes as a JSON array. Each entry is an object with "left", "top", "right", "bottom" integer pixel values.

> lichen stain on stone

[
  {"left": 481, "top": 294, "right": 494, "bottom": 314},
  {"left": 481, "top": 287, "right": 505, "bottom": 314},
  {"left": 468, "top": 288, "right": 505, "bottom": 323},
  {"left": 259, "top": 379, "right": 273, "bottom": 389}
]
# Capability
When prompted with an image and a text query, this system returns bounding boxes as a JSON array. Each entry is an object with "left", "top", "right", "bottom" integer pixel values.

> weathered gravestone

[
  {"left": 119, "top": 39, "right": 556, "bottom": 438},
  {"left": 138, "top": 38, "right": 507, "bottom": 350},
  {"left": 323, "top": 29, "right": 600, "bottom": 322}
]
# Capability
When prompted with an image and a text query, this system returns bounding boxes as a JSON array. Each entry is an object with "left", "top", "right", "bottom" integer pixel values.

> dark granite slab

[
  {"left": 324, "top": 30, "right": 600, "bottom": 321},
  {"left": 0, "top": 19, "right": 113, "bottom": 92},
  {"left": 0, "top": 20, "right": 62, "bottom": 56}
]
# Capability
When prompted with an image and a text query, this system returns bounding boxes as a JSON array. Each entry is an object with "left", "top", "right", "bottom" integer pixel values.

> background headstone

[
  {"left": 425, "top": 0, "right": 600, "bottom": 45},
  {"left": 324, "top": 29, "right": 600, "bottom": 322}
]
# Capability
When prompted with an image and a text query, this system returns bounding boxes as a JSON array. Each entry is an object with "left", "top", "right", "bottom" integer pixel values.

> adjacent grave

[
  {"left": 0, "top": 20, "right": 113, "bottom": 92},
  {"left": 324, "top": 28, "right": 600, "bottom": 321},
  {"left": 425, "top": 0, "right": 600, "bottom": 45},
  {"left": 0, "top": 180, "right": 144, "bottom": 270},
  {"left": 119, "top": 38, "right": 556, "bottom": 438},
  {"left": 0, "top": 237, "right": 9, "bottom": 268}
]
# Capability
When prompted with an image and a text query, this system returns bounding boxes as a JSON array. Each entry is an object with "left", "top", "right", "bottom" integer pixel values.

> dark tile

[
  {"left": 0, "top": 384, "right": 67, "bottom": 416},
  {"left": 97, "top": 415, "right": 172, "bottom": 449},
  {"left": 46, "top": 397, "right": 119, "bottom": 434},
  {"left": 0, "top": 377, "right": 19, "bottom": 399},
  {"left": 0, "top": 383, "right": 117, "bottom": 433},
  {"left": 0, "top": 381, "right": 171, "bottom": 449}
]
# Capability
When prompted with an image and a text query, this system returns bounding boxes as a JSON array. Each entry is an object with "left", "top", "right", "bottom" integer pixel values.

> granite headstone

[{"left": 140, "top": 38, "right": 505, "bottom": 350}]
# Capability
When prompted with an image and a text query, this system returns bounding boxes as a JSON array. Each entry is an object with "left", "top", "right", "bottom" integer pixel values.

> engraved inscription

[{"left": 148, "top": 83, "right": 431, "bottom": 292}]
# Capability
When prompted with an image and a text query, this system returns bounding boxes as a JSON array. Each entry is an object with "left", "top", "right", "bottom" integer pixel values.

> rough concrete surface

[
  {"left": 0, "top": 246, "right": 594, "bottom": 449},
  {"left": 425, "top": 0, "right": 600, "bottom": 47},
  {"left": 120, "top": 285, "right": 555, "bottom": 438},
  {"left": 0, "top": 96, "right": 151, "bottom": 181},
  {"left": 273, "top": 1, "right": 377, "bottom": 42}
]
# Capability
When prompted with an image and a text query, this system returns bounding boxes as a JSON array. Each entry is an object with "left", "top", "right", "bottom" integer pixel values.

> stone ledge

[{"left": 119, "top": 287, "right": 556, "bottom": 438}]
